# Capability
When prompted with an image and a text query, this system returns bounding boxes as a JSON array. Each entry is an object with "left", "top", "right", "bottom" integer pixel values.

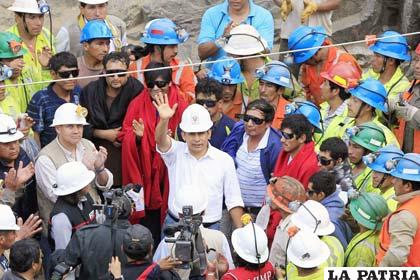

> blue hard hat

[
  {"left": 348, "top": 79, "right": 388, "bottom": 113},
  {"left": 256, "top": 61, "right": 293, "bottom": 89},
  {"left": 80, "top": 19, "right": 113, "bottom": 43},
  {"left": 141, "top": 18, "right": 189, "bottom": 45},
  {"left": 369, "top": 31, "right": 411, "bottom": 61},
  {"left": 363, "top": 145, "right": 404, "bottom": 174},
  {"left": 208, "top": 56, "right": 244, "bottom": 85},
  {"left": 285, "top": 101, "right": 323, "bottom": 133},
  {"left": 288, "top": 26, "right": 328, "bottom": 64},
  {"left": 390, "top": 153, "right": 420, "bottom": 182}
]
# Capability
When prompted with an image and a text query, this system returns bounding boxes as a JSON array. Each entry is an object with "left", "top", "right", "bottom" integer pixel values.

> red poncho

[{"left": 119, "top": 85, "right": 187, "bottom": 224}]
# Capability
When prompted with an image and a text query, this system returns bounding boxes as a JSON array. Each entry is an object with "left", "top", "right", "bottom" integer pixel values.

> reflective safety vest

[
  {"left": 345, "top": 230, "right": 378, "bottom": 267},
  {"left": 321, "top": 235, "right": 344, "bottom": 267},
  {"left": 377, "top": 195, "right": 420, "bottom": 266},
  {"left": 353, "top": 167, "right": 379, "bottom": 194},
  {"left": 381, "top": 187, "right": 397, "bottom": 212}
]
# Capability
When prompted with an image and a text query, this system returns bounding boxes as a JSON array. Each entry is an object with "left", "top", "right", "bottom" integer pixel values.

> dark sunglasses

[
  {"left": 105, "top": 69, "right": 127, "bottom": 77},
  {"left": 317, "top": 154, "right": 333, "bottom": 166},
  {"left": 196, "top": 99, "right": 217, "bottom": 108},
  {"left": 279, "top": 130, "right": 295, "bottom": 140},
  {"left": 146, "top": 80, "right": 169, "bottom": 89},
  {"left": 236, "top": 114, "right": 265, "bottom": 125},
  {"left": 57, "top": 69, "right": 79, "bottom": 79}
]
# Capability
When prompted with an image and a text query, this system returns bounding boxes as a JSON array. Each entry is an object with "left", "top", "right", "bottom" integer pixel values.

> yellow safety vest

[
  {"left": 345, "top": 230, "right": 379, "bottom": 267},
  {"left": 321, "top": 235, "right": 344, "bottom": 267},
  {"left": 381, "top": 187, "right": 398, "bottom": 212}
]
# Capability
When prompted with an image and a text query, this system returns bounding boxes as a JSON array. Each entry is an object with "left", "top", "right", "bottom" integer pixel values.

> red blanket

[{"left": 119, "top": 85, "right": 187, "bottom": 224}]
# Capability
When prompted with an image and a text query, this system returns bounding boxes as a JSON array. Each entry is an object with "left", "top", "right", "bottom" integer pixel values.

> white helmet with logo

[
  {"left": 53, "top": 162, "right": 95, "bottom": 196},
  {"left": 231, "top": 223, "right": 269, "bottom": 264},
  {"left": 173, "top": 184, "right": 208, "bottom": 215},
  {"left": 0, "top": 204, "right": 20, "bottom": 230},
  {"left": 79, "top": 0, "right": 109, "bottom": 4},
  {"left": 223, "top": 24, "right": 268, "bottom": 56},
  {"left": 50, "top": 103, "right": 89, "bottom": 127},
  {"left": 291, "top": 200, "right": 335, "bottom": 236},
  {"left": 0, "top": 114, "right": 24, "bottom": 143},
  {"left": 8, "top": 0, "right": 42, "bottom": 14},
  {"left": 179, "top": 104, "right": 213, "bottom": 133}
]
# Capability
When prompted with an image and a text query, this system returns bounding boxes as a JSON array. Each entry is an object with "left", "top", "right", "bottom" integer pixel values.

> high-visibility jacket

[
  {"left": 362, "top": 67, "right": 411, "bottom": 100},
  {"left": 287, "top": 262, "right": 326, "bottom": 280},
  {"left": 353, "top": 166, "right": 379, "bottom": 194},
  {"left": 345, "top": 230, "right": 379, "bottom": 267},
  {"left": 321, "top": 235, "right": 344, "bottom": 267},
  {"left": 272, "top": 97, "right": 290, "bottom": 130},
  {"left": 381, "top": 187, "right": 397, "bottom": 212},
  {"left": 394, "top": 82, "right": 420, "bottom": 153},
  {"left": 129, "top": 54, "right": 196, "bottom": 103},
  {"left": 377, "top": 195, "right": 420, "bottom": 267}
]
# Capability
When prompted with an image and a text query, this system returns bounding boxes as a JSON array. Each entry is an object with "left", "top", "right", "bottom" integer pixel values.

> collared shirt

[
  {"left": 197, "top": 0, "right": 274, "bottom": 64},
  {"left": 236, "top": 128, "right": 270, "bottom": 207},
  {"left": 269, "top": 214, "right": 293, "bottom": 267},
  {"left": 322, "top": 101, "right": 348, "bottom": 130},
  {"left": 157, "top": 139, "right": 244, "bottom": 223},
  {"left": 27, "top": 84, "right": 81, "bottom": 147},
  {"left": 35, "top": 138, "right": 113, "bottom": 203}
]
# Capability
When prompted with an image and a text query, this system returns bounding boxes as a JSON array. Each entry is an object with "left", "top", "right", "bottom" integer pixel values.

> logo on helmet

[{"left": 8, "top": 40, "right": 22, "bottom": 55}]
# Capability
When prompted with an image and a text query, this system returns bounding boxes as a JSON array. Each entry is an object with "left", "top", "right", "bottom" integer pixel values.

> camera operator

[
  {"left": 108, "top": 224, "right": 182, "bottom": 280},
  {"left": 154, "top": 185, "right": 234, "bottom": 280}
]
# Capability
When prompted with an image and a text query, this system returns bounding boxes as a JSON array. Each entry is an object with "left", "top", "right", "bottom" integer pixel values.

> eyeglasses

[
  {"left": 317, "top": 154, "right": 333, "bottom": 166},
  {"left": 196, "top": 99, "right": 217, "bottom": 108},
  {"left": 105, "top": 69, "right": 127, "bottom": 77},
  {"left": 279, "top": 130, "right": 295, "bottom": 140},
  {"left": 57, "top": 69, "right": 79, "bottom": 79},
  {"left": 236, "top": 114, "right": 265, "bottom": 125},
  {"left": 306, "top": 189, "right": 319, "bottom": 196},
  {"left": 146, "top": 80, "right": 169, "bottom": 89},
  {"left": 0, "top": 127, "right": 17, "bottom": 135}
]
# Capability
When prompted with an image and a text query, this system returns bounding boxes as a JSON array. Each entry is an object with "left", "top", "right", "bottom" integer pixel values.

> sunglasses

[
  {"left": 307, "top": 189, "right": 319, "bottom": 196},
  {"left": 196, "top": 99, "right": 217, "bottom": 108},
  {"left": 57, "top": 69, "right": 79, "bottom": 79},
  {"left": 236, "top": 114, "right": 265, "bottom": 125},
  {"left": 146, "top": 80, "right": 169, "bottom": 89},
  {"left": 317, "top": 154, "right": 333, "bottom": 166},
  {"left": 105, "top": 69, "right": 127, "bottom": 77},
  {"left": 279, "top": 130, "right": 295, "bottom": 140}
]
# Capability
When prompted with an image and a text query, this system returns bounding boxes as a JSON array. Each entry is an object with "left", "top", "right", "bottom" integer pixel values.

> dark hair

[
  {"left": 103, "top": 51, "right": 130, "bottom": 69},
  {"left": 195, "top": 77, "right": 223, "bottom": 101},
  {"left": 319, "top": 137, "right": 349, "bottom": 161},
  {"left": 61, "top": 191, "right": 84, "bottom": 206},
  {"left": 281, "top": 114, "right": 312, "bottom": 143},
  {"left": 329, "top": 82, "right": 350, "bottom": 100},
  {"left": 10, "top": 239, "right": 41, "bottom": 273},
  {"left": 49, "top": 52, "right": 77, "bottom": 72},
  {"left": 404, "top": 179, "right": 420, "bottom": 192},
  {"left": 309, "top": 171, "right": 336, "bottom": 197},
  {"left": 143, "top": 61, "right": 172, "bottom": 84},
  {"left": 246, "top": 99, "right": 275, "bottom": 122}
]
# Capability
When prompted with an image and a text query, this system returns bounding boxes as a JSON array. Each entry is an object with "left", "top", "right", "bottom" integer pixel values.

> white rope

[{"left": 1, "top": 30, "right": 419, "bottom": 89}]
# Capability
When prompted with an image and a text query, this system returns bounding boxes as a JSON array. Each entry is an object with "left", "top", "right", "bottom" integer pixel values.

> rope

[{"left": 1, "top": 30, "right": 419, "bottom": 89}]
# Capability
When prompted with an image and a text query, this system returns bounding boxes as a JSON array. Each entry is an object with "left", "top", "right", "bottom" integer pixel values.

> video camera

[
  {"left": 50, "top": 262, "right": 71, "bottom": 280},
  {"left": 164, "top": 206, "right": 207, "bottom": 276}
]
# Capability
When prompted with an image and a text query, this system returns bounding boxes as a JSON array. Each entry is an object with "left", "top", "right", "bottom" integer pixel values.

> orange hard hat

[
  {"left": 320, "top": 61, "right": 362, "bottom": 89},
  {"left": 267, "top": 176, "right": 307, "bottom": 214}
]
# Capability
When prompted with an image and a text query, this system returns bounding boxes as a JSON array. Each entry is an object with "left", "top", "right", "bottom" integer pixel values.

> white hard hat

[
  {"left": 0, "top": 114, "right": 24, "bottom": 143},
  {"left": 50, "top": 103, "right": 89, "bottom": 127},
  {"left": 79, "top": 0, "right": 109, "bottom": 4},
  {"left": 53, "top": 162, "right": 95, "bottom": 196},
  {"left": 0, "top": 204, "right": 20, "bottom": 231},
  {"left": 173, "top": 185, "right": 208, "bottom": 215},
  {"left": 8, "top": 0, "right": 42, "bottom": 14},
  {"left": 231, "top": 223, "right": 269, "bottom": 264},
  {"left": 287, "top": 229, "right": 330, "bottom": 268},
  {"left": 223, "top": 24, "right": 268, "bottom": 56},
  {"left": 179, "top": 104, "right": 213, "bottom": 133},
  {"left": 291, "top": 200, "right": 335, "bottom": 236}
]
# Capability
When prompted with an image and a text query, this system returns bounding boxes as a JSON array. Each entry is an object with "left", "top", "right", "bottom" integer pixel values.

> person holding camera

[{"left": 154, "top": 185, "right": 234, "bottom": 280}]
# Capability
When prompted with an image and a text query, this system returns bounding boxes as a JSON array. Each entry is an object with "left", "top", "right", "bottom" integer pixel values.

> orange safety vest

[
  {"left": 377, "top": 195, "right": 420, "bottom": 266},
  {"left": 394, "top": 81, "right": 420, "bottom": 153},
  {"left": 272, "top": 97, "right": 290, "bottom": 130}
]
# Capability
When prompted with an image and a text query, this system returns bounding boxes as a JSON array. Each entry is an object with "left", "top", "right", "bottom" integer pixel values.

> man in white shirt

[{"left": 154, "top": 93, "right": 244, "bottom": 231}]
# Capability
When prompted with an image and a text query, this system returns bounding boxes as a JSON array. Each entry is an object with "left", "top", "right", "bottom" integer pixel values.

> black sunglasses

[
  {"left": 196, "top": 99, "right": 217, "bottom": 108},
  {"left": 57, "top": 69, "right": 79, "bottom": 79},
  {"left": 279, "top": 130, "right": 295, "bottom": 140},
  {"left": 105, "top": 69, "right": 127, "bottom": 77},
  {"left": 317, "top": 154, "right": 333, "bottom": 166},
  {"left": 146, "top": 80, "right": 169, "bottom": 89},
  {"left": 236, "top": 114, "right": 265, "bottom": 125}
]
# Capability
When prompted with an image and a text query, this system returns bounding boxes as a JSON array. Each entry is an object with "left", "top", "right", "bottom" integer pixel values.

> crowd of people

[{"left": 0, "top": 0, "right": 419, "bottom": 279}]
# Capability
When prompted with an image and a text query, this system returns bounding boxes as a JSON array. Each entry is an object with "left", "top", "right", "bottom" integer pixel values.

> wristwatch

[{"left": 215, "top": 36, "right": 227, "bottom": 48}]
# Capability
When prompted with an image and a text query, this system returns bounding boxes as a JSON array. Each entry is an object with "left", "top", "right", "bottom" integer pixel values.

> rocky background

[{"left": 0, "top": 0, "right": 419, "bottom": 68}]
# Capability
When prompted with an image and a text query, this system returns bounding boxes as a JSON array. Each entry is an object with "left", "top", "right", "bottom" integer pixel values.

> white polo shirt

[{"left": 157, "top": 139, "right": 244, "bottom": 223}]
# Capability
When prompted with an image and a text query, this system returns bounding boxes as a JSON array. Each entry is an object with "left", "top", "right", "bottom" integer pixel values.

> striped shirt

[{"left": 236, "top": 128, "right": 270, "bottom": 207}]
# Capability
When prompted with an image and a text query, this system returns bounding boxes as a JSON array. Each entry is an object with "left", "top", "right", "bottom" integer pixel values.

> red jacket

[{"left": 221, "top": 262, "right": 275, "bottom": 280}]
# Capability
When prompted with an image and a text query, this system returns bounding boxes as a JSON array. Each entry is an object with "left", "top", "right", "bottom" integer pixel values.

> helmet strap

[
  {"left": 380, "top": 56, "right": 387, "bottom": 74},
  {"left": 377, "top": 174, "right": 388, "bottom": 188},
  {"left": 354, "top": 102, "right": 366, "bottom": 120}
]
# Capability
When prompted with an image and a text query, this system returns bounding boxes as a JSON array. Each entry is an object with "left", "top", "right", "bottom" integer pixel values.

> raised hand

[
  {"left": 94, "top": 146, "right": 108, "bottom": 170},
  {"left": 16, "top": 214, "right": 43, "bottom": 241},
  {"left": 4, "top": 161, "right": 35, "bottom": 191},
  {"left": 38, "top": 46, "right": 52, "bottom": 68},
  {"left": 152, "top": 92, "right": 178, "bottom": 120},
  {"left": 108, "top": 256, "right": 122, "bottom": 279}
]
